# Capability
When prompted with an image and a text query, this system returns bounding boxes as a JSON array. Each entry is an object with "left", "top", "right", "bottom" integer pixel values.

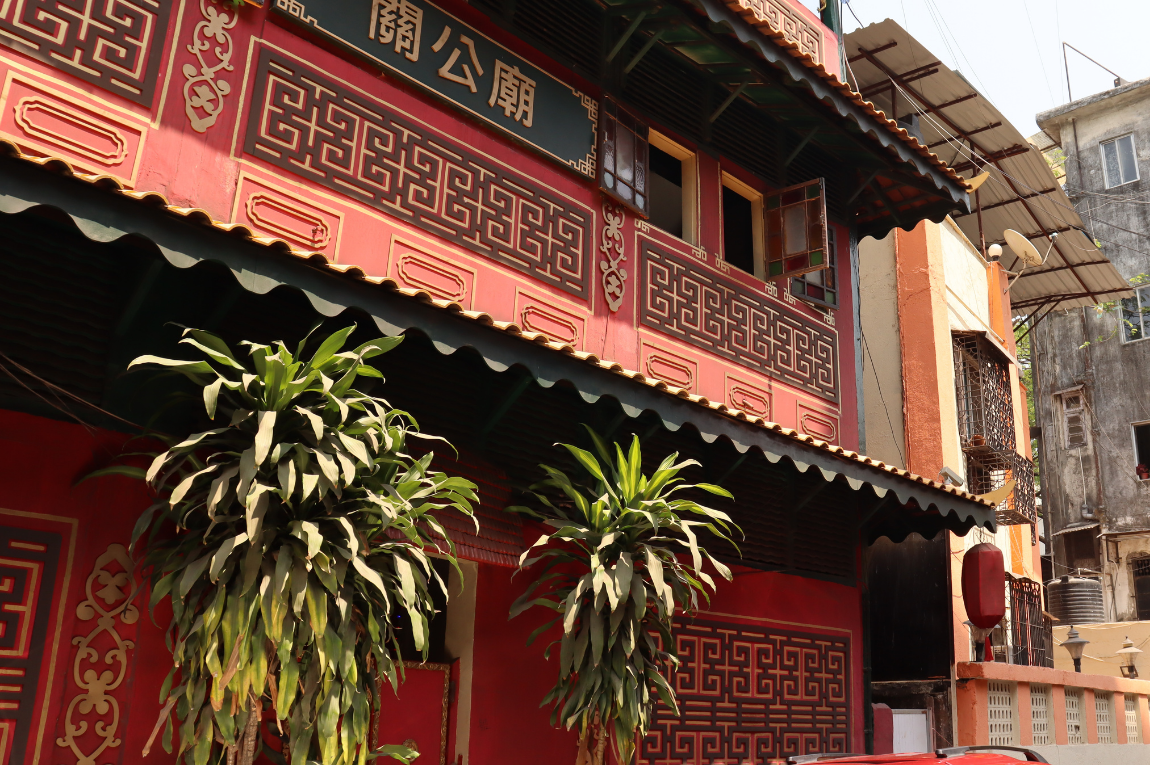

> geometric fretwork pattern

[
  {"left": 640, "top": 241, "right": 839, "bottom": 402},
  {"left": 0, "top": 0, "right": 171, "bottom": 105},
  {"left": 244, "top": 49, "right": 592, "bottom": 298},
  {"left": 639, "top": 619, "right": 851, "bottom": 764},
  {"left": 0, "top": 525, "right": 62, "bottom": 765}
]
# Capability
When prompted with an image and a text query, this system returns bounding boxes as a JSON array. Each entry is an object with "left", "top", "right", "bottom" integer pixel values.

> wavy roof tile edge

[{"left": 0, "top": 141, "right": 991, "bottom": 508}]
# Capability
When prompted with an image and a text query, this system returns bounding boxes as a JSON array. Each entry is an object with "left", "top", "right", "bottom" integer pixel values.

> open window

[
  {"left": 791, "top": 226, "right": 838, "bottom": 308},
  {"left": 1133, "top": 421, "right": 1150, "bottom": 478},
  {"left": 1133, "top": 556, "right": 1150, "bottom": 620},
  {"left": 647, "top": 132, "right": 696, "bottom": 243},
  {"left": 720, "top": 172, "right": 763, "bottom": 277},
  {"left": 764, "top": 178, "right": 829, "bottom": 281}
]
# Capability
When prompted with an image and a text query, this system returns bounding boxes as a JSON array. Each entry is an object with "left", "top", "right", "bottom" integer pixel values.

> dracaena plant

[
  {"left": 508, "top": 427, "right": 738, "bottom": 765},
  {"left": 110, "top": 326, "right": 478, "bottom": 765}
]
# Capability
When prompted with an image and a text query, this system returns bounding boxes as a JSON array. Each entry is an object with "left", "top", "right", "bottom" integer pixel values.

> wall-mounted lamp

[
  {"left": 1062, "top": 626, "right": 1090, "bottom": 673},
  {"left": 1118, "top": 637, "right": 1143, "bottom": 679}
]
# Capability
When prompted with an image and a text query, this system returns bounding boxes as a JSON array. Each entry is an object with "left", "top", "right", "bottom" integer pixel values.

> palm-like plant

[
  {"left": 105, "top": 326, "right": 477, "bottom": 765},
  {"left": 509, "top": 427, "right": 738, "bottom": 765}
]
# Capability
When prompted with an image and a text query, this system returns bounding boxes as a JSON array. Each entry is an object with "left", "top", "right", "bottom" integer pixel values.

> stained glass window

[
  {"left": 791, "top": 226, "right": 837, "bottom": 308},
  {"left": 599, "top": 98, "right": 649, "bottom": 217},
  {"left": 765, "top": 178, "right": 828, "bottom": 280}
]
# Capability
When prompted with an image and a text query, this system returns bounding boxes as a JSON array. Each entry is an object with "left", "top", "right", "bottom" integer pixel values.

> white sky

[{"left": 795, "top": 0, "right": 1150, "bottom": 136}]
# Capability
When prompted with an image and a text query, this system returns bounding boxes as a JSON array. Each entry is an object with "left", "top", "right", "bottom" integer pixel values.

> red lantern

[{"left": 962, "top": 543, "right": 1005, "bottom": 629}]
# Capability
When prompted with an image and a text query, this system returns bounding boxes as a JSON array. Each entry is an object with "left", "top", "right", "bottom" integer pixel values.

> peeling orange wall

[{"left": 894, "top": 221, "right": 949, "bottom": 478}]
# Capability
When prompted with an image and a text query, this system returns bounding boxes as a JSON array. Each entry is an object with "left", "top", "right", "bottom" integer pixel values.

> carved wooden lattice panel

[
  {"left": 639, "top": 619, "right": 851, "bottom": 764},
  {"left": 0, "top": 0, "right": 172, "bottom": 105},
  {"left": 640, "top": 240, "right": 839, "bottom": 402},
  {"left": 244, "top": 48, "right": 593, "bottom": 298},
  {"left": 0, "top": 524, "right": 63, "bottom": 764}
]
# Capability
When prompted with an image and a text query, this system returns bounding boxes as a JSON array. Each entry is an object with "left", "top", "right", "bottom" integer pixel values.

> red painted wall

[{"left": 0, "top": 0, "right": 859, "bottom": 450}]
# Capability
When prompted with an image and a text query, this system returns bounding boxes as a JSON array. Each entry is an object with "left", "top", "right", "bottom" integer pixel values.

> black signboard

[{"left": 272, "top": 0, "right": 598, "bottom": 178}]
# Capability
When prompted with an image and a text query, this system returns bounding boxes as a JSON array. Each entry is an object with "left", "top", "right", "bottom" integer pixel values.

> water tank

[{"left": 1047, "top": 576, "right": 1105, "bottom": 624}]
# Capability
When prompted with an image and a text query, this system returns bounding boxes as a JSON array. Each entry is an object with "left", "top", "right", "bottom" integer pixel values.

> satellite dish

[{"left": 1003, "top": 229, "right": 1044, "bottom": 268}]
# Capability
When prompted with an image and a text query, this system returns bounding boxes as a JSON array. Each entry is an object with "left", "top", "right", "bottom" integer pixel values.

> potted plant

[
  {"left": 509, "top": 427, "right": 738, "bottom": 765},
  {"left": 98, "top": 326, "right": 478, "bottom": 765}
]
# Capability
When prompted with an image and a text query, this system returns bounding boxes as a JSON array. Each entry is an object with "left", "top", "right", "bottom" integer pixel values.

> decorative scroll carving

[
  {"left": 639, "top": 619, "right": 850, "bottom": 764},
  {"left": 183, "top": 0, "right": 237, "bottom": 132},
  {"left": 245, "top": 193, "right": 331, "bottom": 249},
  {"left": 599, "top": 202, "right": 626, "bottom": 312},
  {"left": 640, "top": 240, "right": 839, "bottom": 402},
  {"left": 55, "top": 544, "right": 138, "bottom": 765},
  {"left": 0, "top": 526, "right": 62, "bottom": 765},
  {"left": 0, "top": 0, "right": 171, "bottom": 105},
  {"left": 244, "top": 49, "right": 592, "bottom": 298},
  {"left": 729, "top": 0, "right": 823, "bottom": 65}
]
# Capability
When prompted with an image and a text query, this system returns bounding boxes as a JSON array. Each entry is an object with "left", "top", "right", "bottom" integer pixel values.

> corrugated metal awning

[
  {"left": 1052, "top": 521, "right": 1100, "bottom": 537},
  {"left": 844, "top": 20, "right": 1132, "bottom": 315}
]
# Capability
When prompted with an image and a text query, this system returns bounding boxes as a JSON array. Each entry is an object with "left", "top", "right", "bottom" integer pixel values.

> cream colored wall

[
  {"left": 935, "top": 220, "right": 972, "bottom": 483},
  {"left": 858, "top": 233, "right": 906, "bottom": 469},
  {"left": 445, "top": 559, "right": 478, "bottom": 764},
  {"left": 1053, "top": 621, "right": 1150, "bottom": 678}
]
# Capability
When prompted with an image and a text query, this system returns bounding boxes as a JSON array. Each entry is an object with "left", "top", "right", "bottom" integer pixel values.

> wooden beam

[
  {"left": 623, "top": 28, "right": 665, "bottom": 73},
  {"left": 708, "top": 79, "right": 750, "bottom": 123},
  {"left": 784, "top": 126, "right": 820, "bottom": 166},
  {"left": 606, "top": 11, "right": 648, "bottom": 62}
]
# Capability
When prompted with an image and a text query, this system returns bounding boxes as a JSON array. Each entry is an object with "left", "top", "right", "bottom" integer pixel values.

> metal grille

[
  {"left": 953, "top": 333, "right": 1035, "bottom": 527},
  {"left": 1097, "top": 692, "right": 1114, "bottom": 744},
  {"left": 1009, "top": 578, "right": 1054, "bottom": 667},
  {"left": 1030, "top": 684, "right": 1052, "bottom": 746},
  {"left": 954, "top": 333, "right": 1016, "bottom": 452},
  {"left": 1065, "top": 688, "right": 1085, "bottom": 745},
  {"left": 1126, "top": 695, "right": 1141, "bottom": 744},
  {"left": 988, "top": 681, "right": 1016, "bottom": 746},
  {"left": 1133, "top": 558, "right": 1150, "bottom": 577}
]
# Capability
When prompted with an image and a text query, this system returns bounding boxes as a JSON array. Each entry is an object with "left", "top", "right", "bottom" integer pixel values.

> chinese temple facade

[{"left": 0, "top": 0, "right": 997, "bottom": 763}]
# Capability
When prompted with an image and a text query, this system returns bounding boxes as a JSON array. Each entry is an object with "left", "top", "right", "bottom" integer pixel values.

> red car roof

[{"left": 803, "top": 755, "right": 1035, "bottom": 764}]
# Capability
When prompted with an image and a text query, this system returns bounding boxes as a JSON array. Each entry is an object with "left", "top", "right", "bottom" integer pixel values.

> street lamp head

[
  {"left": 1063, "top": 626, "right": 1090, "bottom": 672},
  {"left": 1117, "top": 636, "right": 1143, "bottom": 679}
]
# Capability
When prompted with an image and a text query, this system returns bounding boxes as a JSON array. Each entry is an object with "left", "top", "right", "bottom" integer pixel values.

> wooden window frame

[
  {"left": 1061, "top": 391, "right": 1088, "bottom": 449},
  {"left": 720, "top": 171, "right": 765, "bottom": 279},
  {"left": 599, "top": 97, "right": 650, "bottom": 217},
  {"left": 763, "top": 177, "right": 830, "bottom": 282},
  {"left": 649, "top": 130, "right": 698, "bottom": 246}
]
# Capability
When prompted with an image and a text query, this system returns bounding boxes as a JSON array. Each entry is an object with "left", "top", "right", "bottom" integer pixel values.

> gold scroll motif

[
  {"left": 183, "top": 0, "right": 238, "bottom": 132},
  {"left": 732, "top": 0, "right": 823, "bottom": 65},
  {"left": 55, "top": 544, "right": 139, "bottom": 765},
  {"left": 599, "top": 202, "right": 627, "bottom": 312}
]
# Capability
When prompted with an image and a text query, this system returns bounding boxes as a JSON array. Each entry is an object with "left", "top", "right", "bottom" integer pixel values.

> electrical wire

[
  {"left": 871, "top": 72, "right": 1150, "bottom": 262},
  {"left": 860, "top": 329, "right": 907, "bottom": 466},
  {"left": 1020, "top": 0, "right": 1057, "bottom": 105}
]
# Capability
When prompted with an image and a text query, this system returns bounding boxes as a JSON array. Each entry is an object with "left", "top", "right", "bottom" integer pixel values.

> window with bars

[
  {"left": 1031, "top": 684, "right": 1052, "bottom": 746},
  {"left": 1009, "top": 578, "right": 1054, "bottom": 667},
  {"left": 954, "top": 333, "right": 1016, "bottom": 453},
  {"left": 988, "top": 681, "right": 1016, "bottom": 746},
  {"left": 1126, "top": 695, "right": 1142, "bottom": 744},
  {"left": 1097, "top": 692, "right": 1115, "bottom": 744},
  {"left": 1065, "top": 688, "right": 1086, "bottom": 745},
  {"left": 953, "top": 333, "right": 1036, "bottom": 527}
]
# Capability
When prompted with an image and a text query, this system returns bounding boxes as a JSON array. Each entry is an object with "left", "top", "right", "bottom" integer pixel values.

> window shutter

[
  {"left": 599, "top": 98, "right": 650, "bottom": 217},
  {"left": 764, "top": 178, "right": 828, "bottom": 281},
  {"left": 1065, "top": 412, "right": 1087, "bottom": 448}
]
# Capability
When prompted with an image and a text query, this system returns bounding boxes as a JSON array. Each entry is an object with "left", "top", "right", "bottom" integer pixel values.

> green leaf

[
  {"left": 209, "top": 532, "right": 248, "bottom": 582},
  {"left": 254, "top": 410, "right": 277, "bottom": 466},
  {"left": 203, "top": 377, "right": 224, "bottom": 419}
]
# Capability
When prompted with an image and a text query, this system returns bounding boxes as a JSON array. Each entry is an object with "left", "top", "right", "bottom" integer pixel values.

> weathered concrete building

[{"left": 1036, "top": 79, "right": 1150, "bottom": 622}]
